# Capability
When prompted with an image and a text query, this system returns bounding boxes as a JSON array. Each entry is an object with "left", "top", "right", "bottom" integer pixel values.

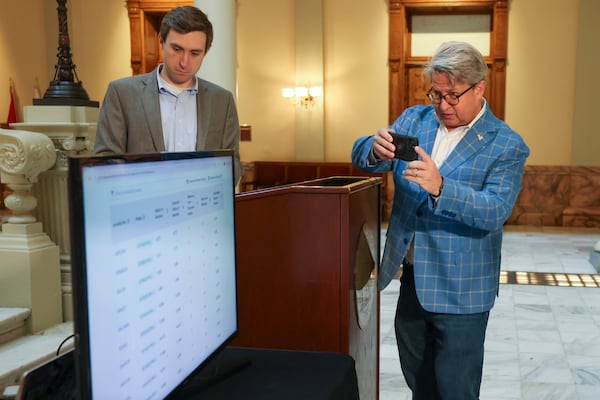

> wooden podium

[{"left": 233, "top": 177, "right": 381, "bottom": 400}]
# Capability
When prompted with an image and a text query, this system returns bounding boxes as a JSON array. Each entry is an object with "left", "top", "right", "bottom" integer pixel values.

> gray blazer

[{"left": 94, "top": 68, "right": 242, "bottom": 183}]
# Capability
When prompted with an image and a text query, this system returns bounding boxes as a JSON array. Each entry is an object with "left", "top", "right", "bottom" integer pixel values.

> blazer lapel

[
  {"left": 196, "top": 80, "right": 209, "bottom": 150},
  {"left": 140, "top": 71, "right": 165, "bottom": 151},
  {"left": 418, "top": 114, "right": 440, "bottom": 155},
  {"left": 438, "top": 109, "right": 496, "bottom": 177}
]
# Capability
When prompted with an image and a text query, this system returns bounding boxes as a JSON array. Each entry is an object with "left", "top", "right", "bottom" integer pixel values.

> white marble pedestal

[
  {"left": 0, "top": 223, "right": 61, "bottom": 333},
  {"left": 10, "top": 105, "right": 98, "bottom": 321}
]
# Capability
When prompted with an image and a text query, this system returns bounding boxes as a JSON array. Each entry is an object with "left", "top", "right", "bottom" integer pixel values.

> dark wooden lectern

[{"left": 233, "top": 177, "right": 381, "bottom": 400}]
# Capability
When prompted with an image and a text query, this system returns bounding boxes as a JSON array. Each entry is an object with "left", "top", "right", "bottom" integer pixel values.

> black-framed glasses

[{"left": 426, "top": 83, "right": 477, "bottom": 106}]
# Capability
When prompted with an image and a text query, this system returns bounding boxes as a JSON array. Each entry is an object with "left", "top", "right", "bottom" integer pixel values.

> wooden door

[
  {"left": 126, "top": 0, "right": 193, "bottom": 75},
  {"left": 388, "top": 0, "right": 509, "bottom": 122}
]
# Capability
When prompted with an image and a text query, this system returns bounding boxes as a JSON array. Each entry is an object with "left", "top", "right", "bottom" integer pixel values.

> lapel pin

[{"left": 477, "top": 134, "right": 483, "bottom": 141}]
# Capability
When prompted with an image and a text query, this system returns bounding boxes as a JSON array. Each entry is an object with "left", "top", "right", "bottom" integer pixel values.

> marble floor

[{"left": 379, "top": 226, "right": 600, "bottom": 400}]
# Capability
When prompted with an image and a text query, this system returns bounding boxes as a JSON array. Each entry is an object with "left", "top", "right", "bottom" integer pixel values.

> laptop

[{"left": 14, "top": 349, "right": 75, "bottom": 400}]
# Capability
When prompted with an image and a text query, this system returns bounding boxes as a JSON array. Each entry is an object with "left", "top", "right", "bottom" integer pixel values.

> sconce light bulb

[
  {"left": 282, "top": 88, "right": 295, "bottom": 98},
  {"left": 309, "top": 86, "right": 323, "bottom": 97},
  {"left": 295, "top": 86, "right": 309, "bottom": 97}
]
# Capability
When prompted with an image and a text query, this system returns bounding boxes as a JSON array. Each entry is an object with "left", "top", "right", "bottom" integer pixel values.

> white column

[
  {"left": 195, "top": 0, "right": 237, "bottom": 99},
  {"left": 294, "top": 0, "right": 325, "bottom": 161}
]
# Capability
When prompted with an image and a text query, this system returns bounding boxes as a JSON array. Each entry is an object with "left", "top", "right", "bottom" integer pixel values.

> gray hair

[{"left": 424, "top": 41, "right": 487, "bottom": 85}]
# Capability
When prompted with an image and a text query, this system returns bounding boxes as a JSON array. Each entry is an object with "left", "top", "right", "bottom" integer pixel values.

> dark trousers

[{"left": 394, "top": 263, "right": 489, "bottom": 400}]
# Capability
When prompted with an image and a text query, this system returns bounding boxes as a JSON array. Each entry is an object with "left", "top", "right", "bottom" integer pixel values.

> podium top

[
  {"left": 294, "top": 176, "right": 379, "bottom": 188},
  {"left": 239, "top": 175, "right": 381, "bottom": 197}
]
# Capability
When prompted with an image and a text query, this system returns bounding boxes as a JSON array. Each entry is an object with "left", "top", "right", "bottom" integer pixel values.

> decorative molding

[
  {"left": 388, "top": 1, "right": 402, "bottom": 11},
  {"left": 0, "top": 129, "right": 57, "bottom": 224},
  {"left": 0, "top": 129, "right": 56, "bottom": 183}
]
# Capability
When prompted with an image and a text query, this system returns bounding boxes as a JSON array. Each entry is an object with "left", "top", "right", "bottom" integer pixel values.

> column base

[{"left": 0, "top": 223, "right": 62, "bottom": 333}]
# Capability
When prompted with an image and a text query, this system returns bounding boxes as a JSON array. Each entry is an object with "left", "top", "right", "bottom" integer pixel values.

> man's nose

[
  {"left": 179, "top": 52, "right": 190, "bottom": 67},
  {"left": 438, "top": 97, "right": 452, "bottom": 110}
]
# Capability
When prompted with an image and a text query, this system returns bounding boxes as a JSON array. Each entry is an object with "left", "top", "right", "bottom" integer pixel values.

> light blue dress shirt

[{"left": 156, "top": 67, "right": 199, "bottom": 152}]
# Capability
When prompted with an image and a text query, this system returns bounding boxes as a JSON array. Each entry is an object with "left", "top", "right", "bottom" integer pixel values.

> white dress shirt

[{"left": 431, "top": 100, "right": 487, "bottom": 167}]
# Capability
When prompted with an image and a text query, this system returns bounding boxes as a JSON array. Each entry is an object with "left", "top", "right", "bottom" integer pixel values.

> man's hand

[
  {"left": 372, "top": 128, "right": 396, "bottom": 161},
  {"left": 402, "top": 146, "right": 443, "bottom": 196}
]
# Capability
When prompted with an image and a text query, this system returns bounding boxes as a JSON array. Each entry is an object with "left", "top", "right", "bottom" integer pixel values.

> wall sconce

[{"left": 282, "top": 85, "right": 323, "bottom": 109}]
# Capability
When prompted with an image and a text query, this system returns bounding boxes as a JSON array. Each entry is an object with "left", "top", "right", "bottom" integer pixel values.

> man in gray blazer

[{"left": 94, "top": 6, "right": 242, "bottom": 184}]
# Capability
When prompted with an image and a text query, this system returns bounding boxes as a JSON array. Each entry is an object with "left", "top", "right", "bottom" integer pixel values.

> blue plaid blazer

[{"left": 352, "top": 105, "right": 529, "bottom": 314}]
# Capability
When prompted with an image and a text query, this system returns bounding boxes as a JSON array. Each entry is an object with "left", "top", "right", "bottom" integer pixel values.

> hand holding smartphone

[{"left": 390, "top": 133, "right": 419, "bottom": 161}]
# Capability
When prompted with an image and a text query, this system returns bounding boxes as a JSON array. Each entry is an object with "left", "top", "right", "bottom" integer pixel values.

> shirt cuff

[{"left": 367, "top": 147, "right": 380, "bottom": 166}]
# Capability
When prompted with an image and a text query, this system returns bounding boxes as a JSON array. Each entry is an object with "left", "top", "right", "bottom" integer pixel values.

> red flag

[{"left": 6, "top": 80, "right": 17, "bottom": 127}]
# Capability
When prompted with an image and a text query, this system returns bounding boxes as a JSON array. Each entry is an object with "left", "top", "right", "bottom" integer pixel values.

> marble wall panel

[
  {"left": 507, "top": 166, "right": 571, "bottom": 226},
  {"left": 507, "top": 165, "right": 600, "bottom": 227},
  {"left": 568, "top": 166, "right": 600, "bottom": 207}
]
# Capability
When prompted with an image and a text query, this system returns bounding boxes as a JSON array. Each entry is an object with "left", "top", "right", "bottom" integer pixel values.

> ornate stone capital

[
  {"left": 1, "top": 129, "right": 57, "bottom": 224},
  {"left": 0, "top": 129, "right": 57, "bottom": 183}
]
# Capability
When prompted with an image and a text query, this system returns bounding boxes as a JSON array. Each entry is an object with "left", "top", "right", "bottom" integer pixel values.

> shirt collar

[
  {"left": 436, "top": 98, "right": 487, "bottom": 135},
  {"left": 156, "top": 64, "right": 199, "bottom": 96}
]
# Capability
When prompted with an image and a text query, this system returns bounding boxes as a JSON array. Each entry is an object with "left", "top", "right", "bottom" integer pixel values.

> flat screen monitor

[{"left": 68, "top": 151, "right": 238, "bottom": 400}]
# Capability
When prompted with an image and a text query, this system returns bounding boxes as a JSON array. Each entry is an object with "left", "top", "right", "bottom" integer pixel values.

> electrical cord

[{"left": 56, "top": 334, "right": 75, "bottom": 356}]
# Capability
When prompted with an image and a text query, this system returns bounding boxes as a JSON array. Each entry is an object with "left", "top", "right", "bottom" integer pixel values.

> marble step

[
  {"left": 0, "top": 308, "right": 29, "bottom": 347},
  {"left": 0, "top": 321, "right": 73, "bottom": 392}
]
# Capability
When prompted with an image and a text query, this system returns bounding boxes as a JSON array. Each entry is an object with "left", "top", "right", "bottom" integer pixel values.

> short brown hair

[{"left": 160, "top": 6, "right": 213, "bottom": 50}]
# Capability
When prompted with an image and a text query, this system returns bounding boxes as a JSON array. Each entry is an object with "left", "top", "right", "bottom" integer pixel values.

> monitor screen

[{"left": 68, "top": 151, "right": 238, "bottom": 400}]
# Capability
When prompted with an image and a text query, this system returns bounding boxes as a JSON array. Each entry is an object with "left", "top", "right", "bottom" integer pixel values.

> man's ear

[{"left": 476, "top": 80, "right": 487, "bottom": 95}]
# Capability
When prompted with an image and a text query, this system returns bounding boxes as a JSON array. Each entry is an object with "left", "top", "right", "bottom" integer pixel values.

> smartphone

[{"left": 391, "top": 133, "right": 418, "bottom": 161}]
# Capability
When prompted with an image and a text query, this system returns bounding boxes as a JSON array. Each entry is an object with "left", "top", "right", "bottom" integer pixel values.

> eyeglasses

[{"left": 426, "top": 83, "right": 477, "bottom": 106}]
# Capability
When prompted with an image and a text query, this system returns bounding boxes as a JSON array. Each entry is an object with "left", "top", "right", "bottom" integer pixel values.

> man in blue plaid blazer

[{"left": 352, "top": 41, "right": 529, "bottom": 400}]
